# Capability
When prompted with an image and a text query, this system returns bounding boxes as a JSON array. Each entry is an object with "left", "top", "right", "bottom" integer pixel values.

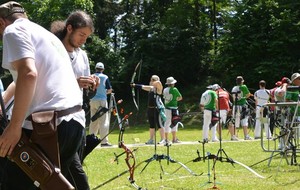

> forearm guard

[{"left": 134, "top": 84, "right": 143, "bottom": 90}]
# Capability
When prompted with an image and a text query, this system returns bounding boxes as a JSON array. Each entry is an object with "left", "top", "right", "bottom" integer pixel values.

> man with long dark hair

[{"left": 51, "top": 10, "right": 98, "bottom": 190}]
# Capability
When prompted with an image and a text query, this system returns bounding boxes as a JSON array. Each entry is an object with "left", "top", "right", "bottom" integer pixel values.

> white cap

[
  {"left": 291, "top": 73, "right": 300, "bottom": 83},
  {"left": 207, "top": 84, "right": 220, "bottom": 91},
  {"left": 95, "top": 62, "right": 104, "bottom": 69},
  {"left": 165, "top": 77, "right": 177, "bottom": 85}
]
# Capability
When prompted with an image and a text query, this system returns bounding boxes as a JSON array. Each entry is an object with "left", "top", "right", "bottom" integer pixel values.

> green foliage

[
  {"left": 92, "top": 0, "right": 123, "bottom": 40},
  {"left": 1, "top": 0, "right": 300, "bottom": 103},
  {"left": 84, "top": 35, "right": 125, "bottom": 88},
  {"left": 21, "top": 0, "right": 94, "bottom": 29},
  {"left": 216, "top": 0, "right": 300, "bottom": 89}
]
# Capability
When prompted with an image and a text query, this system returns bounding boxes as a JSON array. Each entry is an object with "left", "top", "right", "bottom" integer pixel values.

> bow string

[{"left": 131, "top": 59, "right": 142, "bottom": 111}]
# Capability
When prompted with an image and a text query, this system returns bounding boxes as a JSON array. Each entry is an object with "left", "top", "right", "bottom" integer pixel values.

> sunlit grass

[{"left": 83, "top": 123, "right": 300, "bottom": 190}]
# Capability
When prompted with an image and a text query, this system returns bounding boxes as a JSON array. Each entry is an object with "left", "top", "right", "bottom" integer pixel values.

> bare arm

[
  {"left": 131, "top": 80, "right": 162, "bottom": 94},
  {"left": 177, "top": 96, "right": 183, "bottom": 101},
  {"left": 131, "top": 83, "right": 154, "bottom": 92},
  {"left": 0, "top": 58, "right": 37, "bottom": 157},
  {"left": 107, "top": 88, "right": 113, "bottom": 94},
  {"left": 2, "top": 82, "right": 15, "bottom": 106},
  {"left": 199, "top": 104, "right": 204, "bottom": 111}
]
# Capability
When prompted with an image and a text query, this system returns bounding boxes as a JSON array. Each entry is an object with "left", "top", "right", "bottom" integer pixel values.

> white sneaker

[
  {"left": 212, "top": 138, "right": 219, "bottom": 142},
  {"left": 165, "top": 140, "right": 172, "bottom": 146},
  {"left": 158, "top": 139, "right": 166, "bottom": 145},
  {"left": 231, "top": 135, "right": 239, "bottom": 141}
]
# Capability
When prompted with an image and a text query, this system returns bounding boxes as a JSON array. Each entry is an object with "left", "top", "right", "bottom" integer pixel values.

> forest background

[{"left": 0, "top": 0, "right": 299, "bottom": 119}]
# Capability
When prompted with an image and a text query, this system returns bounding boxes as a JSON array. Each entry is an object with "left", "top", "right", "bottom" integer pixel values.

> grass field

[{"left": 83, "top": 119, "right": 300, "bottom": 190}]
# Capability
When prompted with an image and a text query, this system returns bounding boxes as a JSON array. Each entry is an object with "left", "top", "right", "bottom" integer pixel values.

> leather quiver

[{"left": 8, "top": 133, "right": 74, "bottom": 190}]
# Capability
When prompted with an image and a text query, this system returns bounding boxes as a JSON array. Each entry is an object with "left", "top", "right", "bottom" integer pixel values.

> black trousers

[
  {"left": 147, "top": 107, "right": 161, "bottom": 129},
  {"left": 0, "top": 118, "right": 85, "bottom": 190},
  {"left": 66, "top": 153, "right": 90, "bottom": 190}
]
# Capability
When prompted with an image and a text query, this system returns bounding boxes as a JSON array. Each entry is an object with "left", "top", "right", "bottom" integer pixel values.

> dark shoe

[
  {"left": 101, "top": 143, "right": 112, "bottom": 147},
  {"left": 145, "top": 139, "right": 154, "bottom": 144},
  {"left": 203, "top": 138, "right": 209, "bottom": 143}
]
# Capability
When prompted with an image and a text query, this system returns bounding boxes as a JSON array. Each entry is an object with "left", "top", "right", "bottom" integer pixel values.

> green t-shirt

[
  {"left": 286, "top": 90, "right": 300, "bottom": 116},
  {"left": 200, "top": 90, "right": 217, "bottom": 110},
  {"left": 163, "top": 87, "right": 182, "bottom": 108},
  {"left": 232, "top": 84, "right": 250, "bottom": 106}
]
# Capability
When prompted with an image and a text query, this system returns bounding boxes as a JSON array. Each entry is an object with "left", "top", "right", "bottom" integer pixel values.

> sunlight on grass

[{"left": 83, "top": 124, "right": 300, "bottom": 190}]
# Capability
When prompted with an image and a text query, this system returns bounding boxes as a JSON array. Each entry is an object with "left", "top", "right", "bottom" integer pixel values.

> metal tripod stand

[{"left": 139, "top": 107, "right": 197, "bottom": 178}]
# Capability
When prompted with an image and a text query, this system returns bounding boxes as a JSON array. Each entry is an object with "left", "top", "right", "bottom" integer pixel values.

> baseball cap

[
  {"left": 0, "top": 1, "right": 25, "bottom": 18},
  {"left": 207, "top": 84, "right": 220, "bottom": 91},
  {"left": 236, "top": 76, "right": 244, "bottom": 82},
  {"left": 291, "top": 73, "right": 300, "bottom": 83},
  {"left": 206, "top": 85, "right": 213, "bottom": 89},
  {"left": 95, "top": 62, "right": 104, "bottom": 69},
  {"left": 212, "top": 84, "right": 220, "bottom": 90}
]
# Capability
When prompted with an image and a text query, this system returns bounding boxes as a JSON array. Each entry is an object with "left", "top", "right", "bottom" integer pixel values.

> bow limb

[
  {"left": 119, "top": 143, "right": 137, "bottom": 183},
  {"left": 131, "top": 59, "right": 142, "bottom": 111},
  {"left": 171, "top": 156, "right": 204, "bottom": 176},
  {"left": 231, "top": 159, "right": 265, "bottom": 179},
  {"left": 172, "top": 159, "right": 202, "bottom": 175},
  {"left": 118, "top": 113, "right": 144, "bottom": 189},
  {"left": 169, "top": 159, "right": 202, "bottom": 176}
]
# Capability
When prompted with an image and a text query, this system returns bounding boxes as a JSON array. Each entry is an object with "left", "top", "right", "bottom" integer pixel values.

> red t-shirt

[
  {"left": 216, "top": 89, "right": 230, "bottom": 111},
  {"left": 269, "top": 87, "right": 277, "bottom": 111}
]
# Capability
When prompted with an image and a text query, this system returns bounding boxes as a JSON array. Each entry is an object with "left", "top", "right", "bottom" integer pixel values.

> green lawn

[{"left": 83, "top": 121, "right": 300, "bottom": 190}]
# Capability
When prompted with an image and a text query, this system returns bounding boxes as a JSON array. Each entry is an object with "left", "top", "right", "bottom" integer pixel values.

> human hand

[
  {"left": 0, "top": 124, "right": 22, "bottom": 157},
  {"left": 78, "top": 76, "right": 97, "bottom": 90},
  {"left": 91, "top": 75, "right": 100, "bottom": 91}
]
